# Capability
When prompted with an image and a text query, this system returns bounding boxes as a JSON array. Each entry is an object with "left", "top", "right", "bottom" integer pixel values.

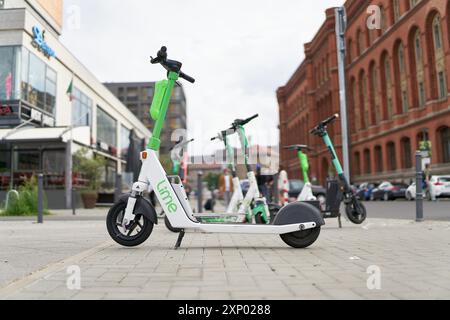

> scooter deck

[{"left": 194, "top": 214, "right": 246, "bottom": 224}]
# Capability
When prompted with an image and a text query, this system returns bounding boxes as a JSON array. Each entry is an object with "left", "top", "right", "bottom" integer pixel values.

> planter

[{"left": 81, "top": 192, "right": 98, "bottom": 209}]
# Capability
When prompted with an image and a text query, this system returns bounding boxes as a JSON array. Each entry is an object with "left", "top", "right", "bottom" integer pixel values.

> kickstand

[
  {"left": 338, "top": 214, "right": 342, "bottom": 229},
  {"left": 174, "top": 229, "right": 185, "bottom": 250}
]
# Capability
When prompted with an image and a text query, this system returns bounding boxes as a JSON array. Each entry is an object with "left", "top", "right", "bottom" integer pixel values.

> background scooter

[{"left": 310, "top": 114, "right": 367, "bottom": 225}]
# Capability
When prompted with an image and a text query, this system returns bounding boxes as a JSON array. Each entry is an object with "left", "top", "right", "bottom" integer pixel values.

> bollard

[
  {"left": 197, "top": 171, "right": 203, "bottom": 213},
  {"left": 37, "top": 174, "right": 43, "bottom": 224},
  {"left": 415, "top": 151, "right": 424, "bottom": 222}
]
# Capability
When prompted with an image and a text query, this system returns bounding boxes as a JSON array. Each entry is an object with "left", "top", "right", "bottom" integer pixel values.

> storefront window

[
  {"left": 21, "top": 47, "right": 57, "bottom": 115},
  {"left": 14, "top": 150, "right": 40, "bottom": 171},
  {"left": 72, "top": 87, "right": 92, "bottom": 126},
  {"left": 0, "top": 46, "right": 21, "bottom": 100},
  {"left": 97, "top": 106, "right": 117, "bottom": 147},
  {"left": 43, "top": 150, "right": 65, "bottom": 189},
  {"left": 121, "top": 125, "right": 131, "bottom": 157}
]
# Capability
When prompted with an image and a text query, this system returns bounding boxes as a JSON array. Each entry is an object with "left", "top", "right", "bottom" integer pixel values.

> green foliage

[
  {"left": 159, "top": 153, "right": 172, "bottom": 173},
  {"left": 73, "top": 148, "right": 106, "bottom": 191},
  {"left": 204, "top": 173, "right": 220, "bottom": 191},
  {"left": 1, "top": 176, "right": 49, "bottom": 216}
]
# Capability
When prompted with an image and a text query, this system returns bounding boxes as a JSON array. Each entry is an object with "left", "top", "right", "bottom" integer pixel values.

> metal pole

[
  {"left": 273, "top": 172, "right": 279, "bottom": 205},
  {"left": 65, "top": 138, "right": 73, "bottom": 209},
  {"left": 72, "top": 188, "right": 76, "bottom": 216},
  {"left": 197, "top": 171, "right": 203, "bottom": 213},
  {"left": 335, "top": 7, "right": 351, "bottom": 183},
  {"left": 37, "top": 174, "right": 43, "bottom": 224},
  {"left": 415, "top": 151, "right": 424, "bottom": 222}
]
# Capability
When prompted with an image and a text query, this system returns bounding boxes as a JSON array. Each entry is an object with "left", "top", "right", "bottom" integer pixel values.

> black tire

[
  {"left": 255, "top": 213, "right": 266, "bottom": 224},
  {"left": 345, "top": 200, "right": 367, "bottom": 224},
  {"left": 280, "top": 227, "right": 321, "bottom": 249},
  {"left": 106, "top": 202, "right": 153, "bottom": 247},
  {"left": 164, "top": 215, "right": 182, "bottom": 233}
]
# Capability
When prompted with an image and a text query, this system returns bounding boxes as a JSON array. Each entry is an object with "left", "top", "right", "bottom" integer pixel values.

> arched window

[
  {"left": 380, "top": 6, "right": 388, "bottom": 33},
  {"left": 354, "top": 152, "right": 361, "bottom": 176},
  {"left": 357, "top": 29, "right": 365, "bottom": 55},
  {"left": 359, "top": 70, "right": 369, "bottom": 129},
  {"left": 374, "top": 146, "right": 383, "bottom": 173},
  {"left": 381, "top": 52, "right": 394, "bottom": 120},
  {"left": 439, "top": 127, "right": 450, "bottom": 163},
  {"left": 394, "top": 41, "right": 409, "bottom": 114},
  {"left": 387, "top": 142, "right": 397, "bottom": 171},
  {"left": 401, "top": 137, "right": 412, "bottom": 168},
  {"left": 363, "top": 149, "right": 371, "bottom": 174},
  {"left": 350, "top": 77, "right": 359, "bottom": 133},
  {"left": 427, "top": 12, "right": 447, "bottom": 99},
  {"left": 392, "top": 0, "right": 401, "bottom": 23},
  {"left": 347, "top": 39, "right": 354, "bottom": 63},
  {"left": 369, "top": 62, "right": 380, "bottom": 125},
  {"left": 408, "top": 27, "right": 426, "bottom": 108}
]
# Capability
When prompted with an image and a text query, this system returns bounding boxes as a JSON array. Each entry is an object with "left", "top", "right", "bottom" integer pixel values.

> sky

[{"left": 60, "top": 0, "right": 344, "bottom": 154}]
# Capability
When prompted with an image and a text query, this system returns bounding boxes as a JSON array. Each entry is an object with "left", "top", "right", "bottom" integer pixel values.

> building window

[
  {"left": 121, "top": 125, "right": 131, "bottom": 158},
  {"left": 419, "top": 82, "right": 426, "bottom": 107},
  {"left": 387, "top": 142, "right": 397, "bottom": 171},
  {"left": 381, "top": 53, "right": 394, "bottom": 120},
  {"left": 401, "top": 137, "right": 412, "bottom": 168},
  {"left": 357, "top": 29, "right": 365, "bottom": 55},
  {"left": 21, "top": 47, "right": 57, "bottom": 115},
  {"left": 380, "top": 6, "right": 387, "bottom": 33},
  {"left": 354, "top": 152, "right": 361, "bottom": 176},
  {"left": 369, "top": 63, "right": 380, "bottom": 125},
  {"left": 72, "top": 88, "right": 92, "bottom": 127},
  {"left": 393, "top": 0, "right": 401, "bottom": 22},
  {"left": 412, "top": 28, "right": 426, "bottom": 108},
  {"left": 374, "top": 146, "right": 383, "bottom": 173},
  {"left": 97, "top": 106, "right": 117, "bottom": 147},
  {"left": 0, "top": 46, "right": 21, "bottom": 101},
  {"left": 395, "top": 42, "right": 409, "bottom": 114},
  {"left": 364, "top": 149, "right": 371, "bottom": 174},
  {"left": 440, "top": 127, "right": 450, "bottom": 163},
  {"left": 428, "top": 13, "right": 447, "bottom": 99}
]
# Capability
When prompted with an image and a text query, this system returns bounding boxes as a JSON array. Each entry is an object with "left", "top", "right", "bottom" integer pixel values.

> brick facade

[{"left": 277, "top": 0, "right": 450, "bottom": 185}]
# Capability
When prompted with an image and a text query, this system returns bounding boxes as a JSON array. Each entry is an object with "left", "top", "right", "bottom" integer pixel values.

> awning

[{"left": 0, "top": 126, "right": 91, "bottom": 145}]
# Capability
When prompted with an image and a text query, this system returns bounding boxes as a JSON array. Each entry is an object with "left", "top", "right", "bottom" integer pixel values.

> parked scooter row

[{"left": 106, "top": 47, "right": 366, "bottom": 250}]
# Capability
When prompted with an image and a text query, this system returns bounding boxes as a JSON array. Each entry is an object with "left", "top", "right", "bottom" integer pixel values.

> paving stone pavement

[{"left": 1, "top": 218, "right": 450, "bottom": 300}]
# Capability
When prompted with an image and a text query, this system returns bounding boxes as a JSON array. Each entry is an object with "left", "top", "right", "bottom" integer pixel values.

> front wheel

[
  {"left": 345, "top": 199, "right": 367, "bottom": 224},
  {"left": 280, "top": 227, "right": 321, "bottom": 249},
  {"left": 106, "top": 202, "right": 154, "bottom": 247}
]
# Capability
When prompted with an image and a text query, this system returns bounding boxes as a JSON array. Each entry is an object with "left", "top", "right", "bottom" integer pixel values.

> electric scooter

[
  {"left": 165, "top": 115, "right": 272, "bottom": 233},
  {"left": 106, "top": 46, "right": 324, "bottom": 249},
  {"left": 284, "top": 145, "right": 317, "bottom": 202},
  {"left": 310, "top": 114, "right": 367, "bottom": 225}
]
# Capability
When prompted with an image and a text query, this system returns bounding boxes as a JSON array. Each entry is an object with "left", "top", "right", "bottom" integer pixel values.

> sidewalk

[{"left": 1, "top": 217, "right": 450, "bottom": 300}]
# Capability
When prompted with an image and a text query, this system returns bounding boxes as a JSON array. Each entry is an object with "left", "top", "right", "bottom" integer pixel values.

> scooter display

[
  {"left": 310, "top": 114, "right": 367, "bottom": 225},
  {"left": 106, "top": 46, "right": 324, "bottom": 249}
]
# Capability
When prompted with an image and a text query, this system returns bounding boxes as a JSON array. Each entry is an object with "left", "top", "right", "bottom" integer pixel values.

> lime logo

[{"left": 157, "top": 180, "right": 177, "bottom": 213}]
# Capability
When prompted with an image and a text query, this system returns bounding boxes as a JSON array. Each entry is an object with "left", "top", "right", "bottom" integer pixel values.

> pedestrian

[
  {"left": 219, "top": 168, "right": 233, "bottom": 206},
  {"left": 278, "top": 166, "right": 290, "bottom": 206}
]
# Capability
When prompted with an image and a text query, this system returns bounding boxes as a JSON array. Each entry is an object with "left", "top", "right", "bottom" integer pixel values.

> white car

[
  {"left": 428, "top": 176, "right": 450, "bottom": 200},
  {"left": 405, "top": 182, "right": 416, "bottom": 201}
]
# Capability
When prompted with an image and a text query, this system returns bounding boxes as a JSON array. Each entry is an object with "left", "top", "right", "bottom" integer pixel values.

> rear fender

[
  {"left": 119, "top": 194, "right": 158, "bottom": 225},
  {"left": 273, "top": 202, "right": 324, "bottom": 227}
]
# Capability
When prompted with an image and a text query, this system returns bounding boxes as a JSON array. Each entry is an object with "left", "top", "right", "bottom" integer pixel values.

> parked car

[
  {"left": 356, "top": 182, "right": 380, "bottom": 201},
  {"left": 371, "top": 181, "right": 408, "bottom": 201},
  {"left": 406, "top": 182, "right": 416, "bottom": 201},
  {"left": 288, "top": 179, "right": 327, "bottom": 204},
  {"left": 428, "top": 176, "right": 450, "bottom": 200}
]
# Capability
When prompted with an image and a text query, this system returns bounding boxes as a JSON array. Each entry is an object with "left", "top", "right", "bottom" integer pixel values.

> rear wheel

[
  {"left": 280, "top": 227, "right": 321, "bottom": 249},
  {"left": 106, "top": 202, "right": 153, "bottom": 247},
  {"left": 255, "top": 213, "right": 267, "bottom": 224}
]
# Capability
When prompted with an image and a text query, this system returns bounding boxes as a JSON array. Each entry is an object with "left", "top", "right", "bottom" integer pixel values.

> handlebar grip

[
  {"left": 211, "top": 137, "right": 217, "bottom": 141},
  {"left": 180, "top": 72, "right": 195, "bottom": 84},
  {"left": 321, "top": 113, "right": 339, "bottom": 126}
]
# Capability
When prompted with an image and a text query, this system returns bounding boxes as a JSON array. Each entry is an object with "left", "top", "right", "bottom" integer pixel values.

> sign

[{"left": 31, "top": 26, "right": 56, "bottom": 59}]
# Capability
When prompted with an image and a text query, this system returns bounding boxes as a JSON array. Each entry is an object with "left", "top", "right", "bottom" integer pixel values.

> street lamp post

[{"left": 335, "top": 6, "right": 351, "bottom": 183}]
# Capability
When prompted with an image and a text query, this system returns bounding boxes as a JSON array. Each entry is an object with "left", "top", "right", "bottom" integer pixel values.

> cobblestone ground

[{"left": 1, "top": 217, "right": 450, "bottom": 300}]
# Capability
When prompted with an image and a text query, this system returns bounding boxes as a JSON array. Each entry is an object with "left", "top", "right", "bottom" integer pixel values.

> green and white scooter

[
  {"left": 106, "top": 46, "right": 324, "bottom": 249},
  {"left": 310, "top": 114, "right": 367, "bottom": 225},
  {"left": 284, "top": 145, "right": 317, "bottom": 202}
]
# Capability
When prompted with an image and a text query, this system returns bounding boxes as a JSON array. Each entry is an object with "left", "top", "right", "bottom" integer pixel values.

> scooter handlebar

[{"left": 310, "top": 113, "right": 339, "bottom": 135}]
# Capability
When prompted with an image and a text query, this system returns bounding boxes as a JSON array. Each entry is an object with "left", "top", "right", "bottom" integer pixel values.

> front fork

[{"left": 122, "top": 181, "right": 148, "bottom": 228}]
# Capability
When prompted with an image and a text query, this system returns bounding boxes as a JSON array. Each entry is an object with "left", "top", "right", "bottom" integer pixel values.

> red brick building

[{"left": 277, "top": 0, "right": 450, "bottom": 185}]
